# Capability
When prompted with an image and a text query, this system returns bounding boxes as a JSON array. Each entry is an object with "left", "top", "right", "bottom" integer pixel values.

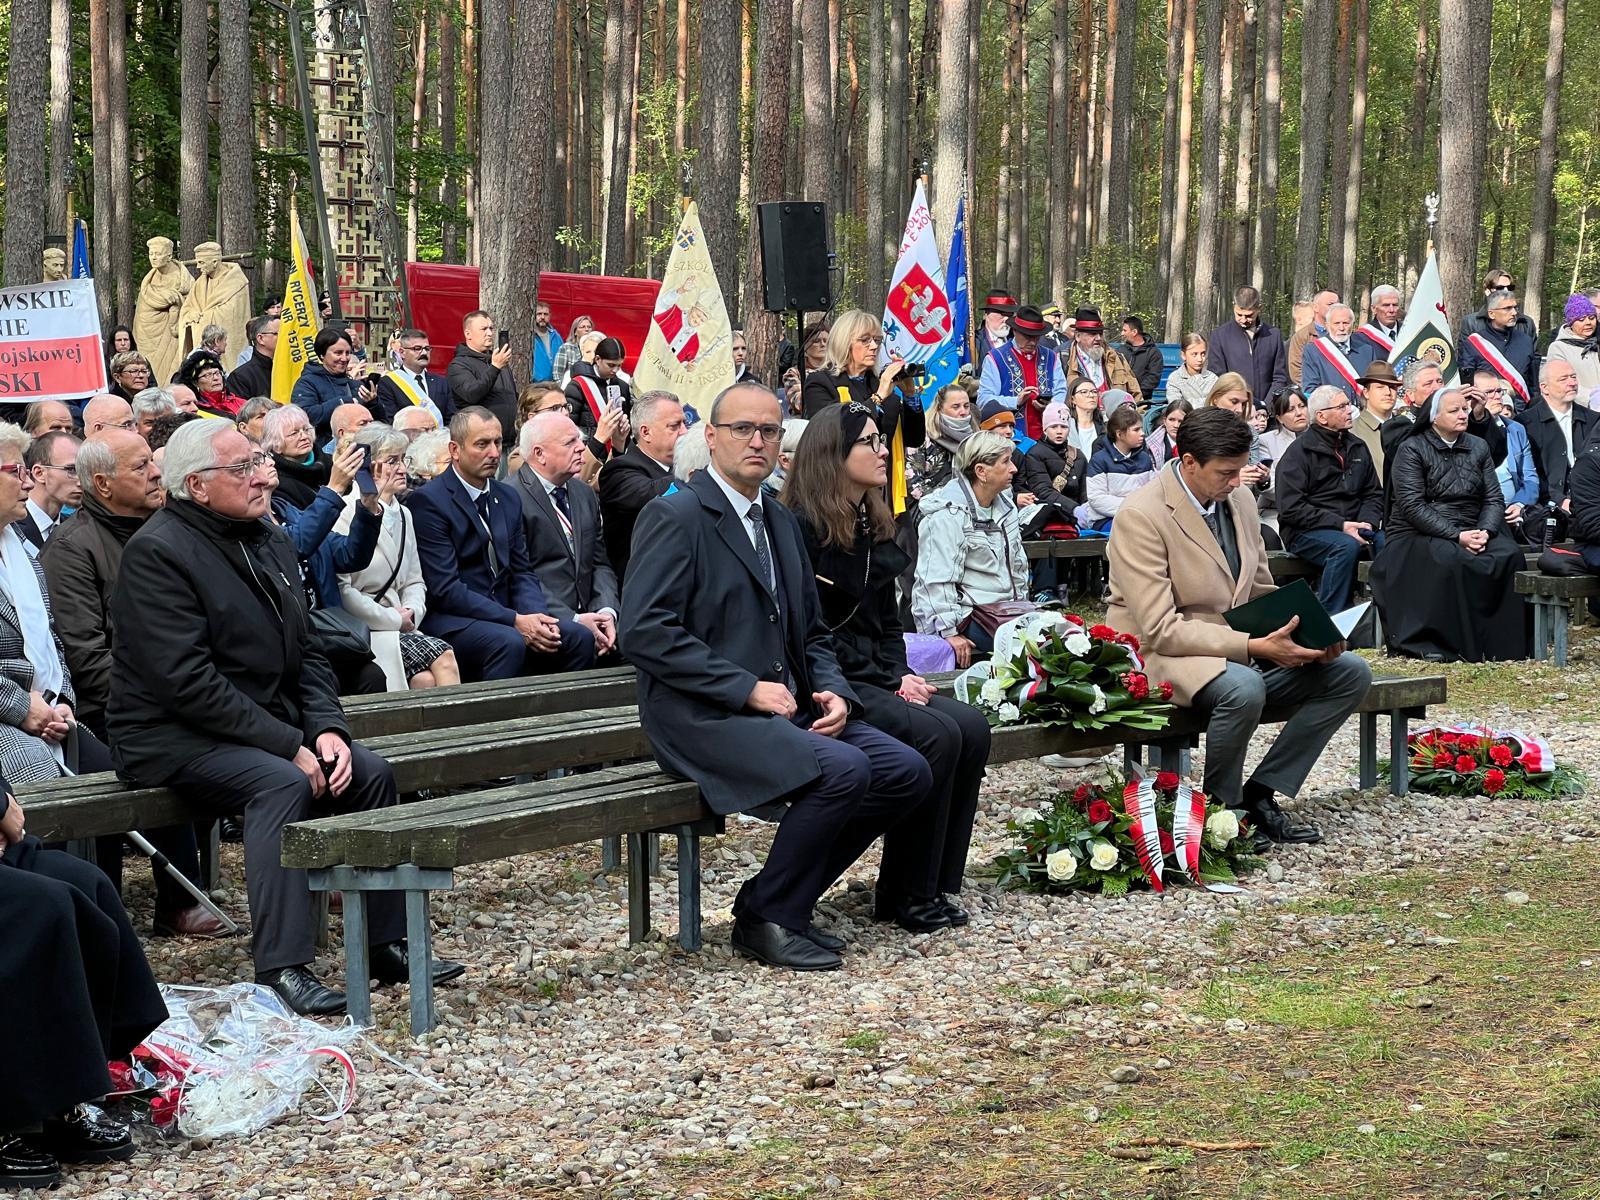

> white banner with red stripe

[
  {"left": 1357, "top": 323, "right": 1395, "bottom": 354},
  {"left": 1310, "top": 336, "right": 1362, "bottom": 390},
  {"left": 1466, "top": 333, "right": 1531, "bottom": 404}
]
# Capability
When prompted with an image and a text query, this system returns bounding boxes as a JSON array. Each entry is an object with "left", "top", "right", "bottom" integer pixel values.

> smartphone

[
  {"left": 354, "top": 444, "right": 377, "bottom": 497},
  {"left": 497, "top": 329, "right": 511, "bottom": 351},
  {"left": 606, "top": 384, "right": 622, "bottom": 409}
]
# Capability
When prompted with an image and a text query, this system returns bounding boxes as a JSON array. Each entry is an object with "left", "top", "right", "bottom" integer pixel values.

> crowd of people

[{"left": 6, "top": 264, "right": 1600, "bottom": 1188}]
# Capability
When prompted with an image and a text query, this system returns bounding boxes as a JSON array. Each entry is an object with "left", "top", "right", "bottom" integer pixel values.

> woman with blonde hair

[
  {"left": 907, "top": 381, "right": 976, "bottom": 500},
  {"left": 801, "top": 308, "right": 926, "bottom": 514}
]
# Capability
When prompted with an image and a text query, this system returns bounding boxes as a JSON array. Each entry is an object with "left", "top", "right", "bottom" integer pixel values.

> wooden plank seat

[
  {"left": 1516, "top": 570, "right": 1600, "bottom": 667},
  {"left": 280, "top": 673, "right": 1444, "bottom": 1034},
  {"left": 1022, "top": 539, "right": 1316, "bottom": 581},
  {"left": 339, "top": 666, "right": 636, "bottom": 739}
]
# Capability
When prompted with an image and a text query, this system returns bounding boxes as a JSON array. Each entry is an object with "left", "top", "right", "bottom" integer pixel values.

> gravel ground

[{"left": 40, "top": 678, "right": 1600, "bottom": 1200}]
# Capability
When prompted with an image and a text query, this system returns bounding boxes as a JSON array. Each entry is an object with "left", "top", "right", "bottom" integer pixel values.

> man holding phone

[{"left": 446, "top": 310, "right": 519, "bottom": 455}]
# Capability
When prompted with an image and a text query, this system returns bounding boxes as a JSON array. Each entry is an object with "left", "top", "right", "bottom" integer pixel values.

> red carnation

[
  {"left": 1087, "top": 799, "right": 1114, "bottom": 824},
  {"left": 1432, "top": 752, "right": 1454, "bottom": 769},
  {"left": 1155, "top": 770, "right": 1180, "bottom": 792},
  {"left": 1123, "top": 673, "right": 1150, "bottom": 700},
  {"left": 1159, "top": 830, "right": 1175, "bottom": 856},
  {"left": 1416, "top": 732, "right": 1436, "bottom": 748},
  {"left": 1089, "top": 624, "right": 1118, "bottom": 641},
  {"left": 1438, "top": 732, "right": 1458, "bottom": 745},
  {"left": 1117, "top": 632, "right": 1142, "bottom": 652},
  {"left": 1063, "top": 612, "right": 1086, "bottom": 626},
  {"left": 1489, "top": 744, "right": 1514, "bottom": 768},
  {"left": 1157, "top": 681, "right": 1174, "bottom": 700},
  {"left": 1483, "top": 768, "right": 1506, "bottom": 794},
  {"left": 1455, "top": 755, "right": 1477, "bottom": 774}
]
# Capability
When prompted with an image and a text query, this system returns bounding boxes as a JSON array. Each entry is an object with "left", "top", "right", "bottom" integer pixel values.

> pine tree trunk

[
  {"left": 47, "top": 0, "right": 71, "bottom": 238},
  {"left": 930, "top": 0, "right": 972, "bottom": 265},
  {"left": 441, "top": 5, "right": 461, "bottom": 263},
  {"left": 994, "top": 17, "right": 1013, "bottom": 285},
  {"left": 1324, "top": 0, "right": 1353, "bottom": 295},
  {"left": 865, "top": 0, "right": 887, "bottom": 304},
  {"left": 1083, "top": 19, "right": 1100, "bottom": 252},
  {"left": 482, "top": 0, "right": 514, "bottom": 289},
  {"left": 1192, "top": 0, "right": 1223, "bottom": 332},
  {"left": 621, "top": 0, "right": 643, "bottom": 269},
  {"left": 496, "top": 0, "right": 559, "bottom": 381},
  {"left": 407, "top": 14, "right": 430, "bottom": 263},
  {"left": 1154, "top": 0, "right": 1181, "bottom": 325},
  {"left": 1438, "top": 0, "right": 1487, "bottom": 324},
  {"left": 109, "top": 0, "right": 132, "bottom": 320},
  {"left": 801, "top": 0, "right": 832, "bottom": 205},
  {"left": 1162, "top": 0, "right": 1197, "bottom": 339},
  {"left": 1291, "top": 0, "right": 1333, "bottom": 300},
  {"left": 218, "top": 0, "right": 257, "bottom": 291},
  {"left": 599, "top": 0, "right": 628, "bottom": 273},
  {"left": 1251, "top": 0, "right": 1281, "bottom": 301},
  {"left": 1230, "top": 0, "right": 1258, "bottom": 290},
  {"left": 89, "top": 0, "right": 113, "bottom": 323},
  {"left": 463, "top": 0, "right": 479, "bottom": 264},
  {"left": 1106, "top": 0, "right": 1136, "bottom": 259},
  {"left": 963, "top": 0, "right": 979, "bottom": 220},
  {"left": 179, "top": 0, "right": 209, "bottom": 253},
  {"left": 3, "top": 0, "right": 47, "bottom": 288},
  {"left": 1094, "top": 0, "right": 1118, "bottom": 246},
  {"left": 885, "top": 0, "right": 908, "bottom": 240},
  {"left": 1524, "top": 0, "right": 1565, "bottom": 328},
  {"left": 1049, "top": 0, "right": 1070, "bottom": 305},
  {"left": 698, "top": 0, "right": 741, "bottom": 302},
  {"left": 1342, "top": 0, "right": 1368, "bottom": 298},
  {"left": 743, "top": 0, "right": 793, "bottom": 378},
  {"left": 915, "top": 0, "right": 940, "bottom": 163},
  {"left": 1015, "top": 5, "right": 1030, "bottom": 298}
]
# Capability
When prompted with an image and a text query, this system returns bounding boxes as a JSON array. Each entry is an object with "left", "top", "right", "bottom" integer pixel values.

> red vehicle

[{"left": 402, "top": 264, "right": 661, "bottom": 376}]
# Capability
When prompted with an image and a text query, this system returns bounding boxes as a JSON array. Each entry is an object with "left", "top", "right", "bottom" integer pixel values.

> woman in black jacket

[
  {"left": 564, "top": 335, "right": 634, "bottom": 460},
  {"left": 1369, "top": 386, "right": 1527, "bottom": 661},
  {"left": 1019, "top": 400, "right": 1088, "bottom": 508},
  {"left": 782, "top": 403, "right": 990, "bottom": 932},
  {"left": 800, "top": 309, "right": 926, "bottom": 514}
]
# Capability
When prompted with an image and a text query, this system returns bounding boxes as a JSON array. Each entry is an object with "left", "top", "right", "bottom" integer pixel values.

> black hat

[
  {"left": 981, "top": 289, "right": 1019, "bottom": 315},
  {"left": 1010, "top": 305, "right": 1048, "bottom": 336},
  {"left": 1073, "top": 307, "right": 1104, "bottom": 334}
]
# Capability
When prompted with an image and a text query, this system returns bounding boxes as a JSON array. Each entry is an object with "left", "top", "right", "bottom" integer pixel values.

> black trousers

[
  {"left": 170, "top": 741, "right": 405, "bottom": 972},
  {"left": 0, "top": 838, "right": 167, "bottom": 1129},
  {"left": 853, "top": 686, "right": 991, "bottom": 898},
  {"left": 735, "top": 720, "right": 932, "bottom": 931}
]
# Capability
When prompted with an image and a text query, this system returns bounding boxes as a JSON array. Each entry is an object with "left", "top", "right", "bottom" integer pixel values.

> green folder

[{"left": 1223, "top": 578, "right": 1345, "bottom": 650}]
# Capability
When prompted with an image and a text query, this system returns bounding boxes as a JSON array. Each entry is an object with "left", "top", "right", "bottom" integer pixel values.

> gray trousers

[
  {"left": 172, "top": 741, "right": 405, "bottom": 972},
  {"left": 1190, "top": 651, "right": 1372, "bottom": 809}
]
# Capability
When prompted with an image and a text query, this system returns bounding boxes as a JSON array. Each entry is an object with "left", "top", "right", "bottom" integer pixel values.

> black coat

[
  {"left": 1120, "top": 339, "right": 1165, "bottom": 400},
  {"left": 446, "top": 342, "right": 519, "bottom": 432},
  {"left": 1385, "top": 430, "right": 1503, "bottom": 541},
  {"left": 1274, "top": 423, "right": 1384, "bottom": 547},
  {"left": 564, "top": 362, "right": 635, "bottom": 457},
  {"left": 794, "top": 510, "right": 910, "bottom": 693},
  {"left": 271, "top": 450, "right": 332, "bottom": 509},
  {"left": 1204, "top": 319, "right": 1291, "bottom": 407},
  {"left": 801, "top": 370, "right": 927, "bottom": 458},
  {"left": 619, "top": 470, "right": 858, "bottom": 815},
  {"left": 1019, "top": 438, "right": 1087, "bottom": 507},
  {"left": 1516, "top": 400, "right": 1599, "bottom": 506},
  {"left": 506, "top": 464, "right": 621, "bottom": 619},
  {"left": 597, "top": 445, "right": 675, "bottom": 581},
  {"left": 227, "top": 352, "right": 275, "bottom": 401},
  {"left": 1571, "top": 445, "right": 1600, "bottom": 547},
  {"left": 374, "top": 368, "right": 455, "bottom": 424},
  {"left": 108, "top": 499, "right": 349, "bottom": 786}
]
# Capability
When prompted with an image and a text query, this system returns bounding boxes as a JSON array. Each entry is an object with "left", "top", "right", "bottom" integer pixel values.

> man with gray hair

[
  {"left": 131, "top": 387, "right": 179, "bottom": 442},
  {"left": 598, "top": 389, "right": 685, "bottom": 581},
  {"left": 108, "top": 419, "right": 462, "bottom": 1015},
  {"left": 1356, "top": 284, "right": 1404, "bottom": 356},
  {"left": 1459, "top": 288, "right": 1538, "bottom": 411},
  {"left": 1287, "top": 288, "right": 1340, "bottom": 385},
  {"left": 507, "top": 411, "right": 620, "bottom": 654},
  {"left": 1299, "top": 302, "right": 1368, "bottom": 404},
  {"left": 1273, "top": 385, "right": 1384, "bottom": 611},
  {"left": 392, "top": 404, "right": 439, "bottom": 442},
  {"left": 1517, "top": 357, "right": 1598, "bottom": 513}
]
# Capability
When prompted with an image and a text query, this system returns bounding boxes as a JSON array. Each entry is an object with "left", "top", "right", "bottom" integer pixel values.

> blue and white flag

[
  {"left": 948, "top": 192, "right": 969, "bottom": 367},
  {"left": 70, "top": 220, "right": 91, "bottom": 278}
]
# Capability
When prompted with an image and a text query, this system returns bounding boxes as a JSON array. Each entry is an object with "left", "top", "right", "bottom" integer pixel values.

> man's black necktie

[
  {"left": 551, "top": 483, "right": 572, "bottom": 522},
  {"left": 475, "top": 492, "right": 500, "bottom": 574},
  {"left": 416, "top": 372, "right": 428, "bottom": 393},
  {"left": 747, "top": 503, "right": 775, "bottom": 592},
  {"left": 1205, "top": 504, "right": 1241, "bottom": 581}
]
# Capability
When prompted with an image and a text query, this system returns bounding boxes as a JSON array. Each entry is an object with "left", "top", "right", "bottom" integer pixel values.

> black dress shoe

[
  {"left": 0, "top": 1134, "right": 59, "bottom": 1189},
  {"left": 731, "top": 916, "right": 842, "bottom": 970},
  {"left": 936, "top": 896, "right": 971, "bottom": 927},
  {"left": 1249, "top": 803, "right": 1322, "bottom": 844},
  {"left": 873, "top": 890, "right": 955, "bottom": 933},
  {"left": 257, "top": 964, "right": 348, "bottom": 1016},
  {"left": 34, "top": 1104, "right": 133, "bottom": 1165},
  {"left": 803, "top": 924, "right": 846, "bottom": 953},
  {"left": 369, "top": 941, "right": 467, "bottom": 987}
]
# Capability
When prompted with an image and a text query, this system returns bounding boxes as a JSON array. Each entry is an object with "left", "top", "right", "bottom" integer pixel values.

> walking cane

[{"left": 124, "top": 829, "right": 242, "bottom": 935}]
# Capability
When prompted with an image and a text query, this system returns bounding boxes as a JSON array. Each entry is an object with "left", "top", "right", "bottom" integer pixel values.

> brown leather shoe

[{"left": 153, "top": 904, "right": 231, "bottom": 938}]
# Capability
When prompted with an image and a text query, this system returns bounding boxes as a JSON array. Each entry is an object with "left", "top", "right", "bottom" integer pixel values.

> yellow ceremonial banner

[
  {"left": 271, "top": 202, "right": 321, "bottom": 406},
  {"left": 631, "top": 202, "right": 735, "bottom": 413}
]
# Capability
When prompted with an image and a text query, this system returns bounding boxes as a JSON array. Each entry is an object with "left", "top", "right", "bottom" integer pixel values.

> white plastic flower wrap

[
  {"left": 992, "top": 610, "right": 1071, "bottom": 666},
  {"left": 1045, "top": 848, "right": 1077, "bottom": 883}
]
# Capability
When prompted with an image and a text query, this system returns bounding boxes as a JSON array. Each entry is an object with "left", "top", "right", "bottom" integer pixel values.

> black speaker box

[{"left": 758, "top": 202, "right": 831, "bottom": 312}]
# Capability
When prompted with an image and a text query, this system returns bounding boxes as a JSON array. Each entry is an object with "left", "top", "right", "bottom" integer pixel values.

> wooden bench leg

[
  {"left": 313, "top": 890, "right": 331, "bottom": 950},
  {"left": 342, "top": 889, "right": 373, "bottom": 1028},
  {"left": 626, "top": 832, "right": 651, "bottom": 943},
  {"left": 1122, "top": 743, "right": 1144, "bottom": 777},
  {"left": 1554, "top": 602, "right": 1571, "bottom": 667},
  {"left": 1358, "top": 712, "right": 1378, "bottom": 788},
  {"left": 1155, "top": 739, "right": 1185, "bottom": 776},
  {"left": 405, "top": 889, "right": 435, "bottom": 1036},
  {"left": 1532, "top": 600, "right": 1549, "bottom": 661},
  {"left": 601, "top": 835, "right": 623, "bottom": 872},
  {"left": 675, "top": 824, "right": 702, "bottom": 952},
  {"left": 1388, "top": 711, "right": 1410, "bottom": 797}
]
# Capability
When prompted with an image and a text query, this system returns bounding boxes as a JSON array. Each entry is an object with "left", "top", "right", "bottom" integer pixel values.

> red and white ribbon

[
  {"left": 1357, "top": 323, "right": 1395, "bottom": 354},
  {"left": 1466, "top": 333, "right": 1531, "bottom": 404},
  {"left": 1310, "top": 336, "right": 1362, "bottom": 390},
  {"left": 1122, "top": 778, "right": 1165, "bottom": 892},
  {"left": 1168, "top": 783, "right": 1206, "bottom": 884}
]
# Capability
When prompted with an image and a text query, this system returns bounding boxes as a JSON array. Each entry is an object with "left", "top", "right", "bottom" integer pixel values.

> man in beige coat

[{"left": 1106, "top": 407, "right": 1371, "bottom": 845}]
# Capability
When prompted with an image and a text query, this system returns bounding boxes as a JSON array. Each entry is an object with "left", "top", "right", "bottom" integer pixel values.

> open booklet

[{"left": 1223, "top": 578, "right": 1370, "bottom": 651}]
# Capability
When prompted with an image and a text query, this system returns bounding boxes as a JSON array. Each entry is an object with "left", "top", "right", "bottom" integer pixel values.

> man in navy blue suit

[
  {"left": 409, "top": 406, "right": 595, "bottom": 680},
  {"left": 374, "top": 329, "right": 454, "bottom": 427}
]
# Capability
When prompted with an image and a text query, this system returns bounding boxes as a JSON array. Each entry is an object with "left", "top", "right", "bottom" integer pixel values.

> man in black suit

[
  {"left": 409, "top": 406, "right": 596, "bottom": 681},
  {"left": 507, "top": 411, "right": 620, "bottom": 655},
  {"left": 598, "top": 390, "right": 685, "bottom": 581},
  {"left": 1517, "top": 358, "right": 1598, "bottom": 513},
  {"left": 375, "top": 328, "right": 453, "bottom": 427},
  {"left": 621, "top": 381, "right": 932, "bottom": 972}
]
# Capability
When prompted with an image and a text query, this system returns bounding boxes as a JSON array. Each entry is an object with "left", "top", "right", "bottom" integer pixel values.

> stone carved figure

[
  {"left": 41, "top": 247, "right": 67, "bottom": 281},
  {"left": 178, "top": 242, "right": 251, "bottom": 370},
  {"left": 133, "top": 237, "right": 194, "bottom": 387}
]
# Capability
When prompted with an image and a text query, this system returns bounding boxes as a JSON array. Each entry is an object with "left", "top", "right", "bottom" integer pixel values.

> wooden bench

[
  {"left": 1517, "top": 571, "right": 1600, "bottom": 666},
  {"left": 281, "top": 672, "right": 1444, "bottom": 1034}
]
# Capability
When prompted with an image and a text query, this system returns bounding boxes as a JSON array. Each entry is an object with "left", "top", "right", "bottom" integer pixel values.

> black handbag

[{"left": 309, "top": 604, "right": 377, "bottom": 669}]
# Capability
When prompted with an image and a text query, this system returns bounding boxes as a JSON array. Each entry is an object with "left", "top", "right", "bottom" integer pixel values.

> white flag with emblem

[
  {"left": 879, "top": 181, "right": 952, "bottom": 367},
  {"left": 1389, "top": 252, "right": 1458, "bottom": 384}
]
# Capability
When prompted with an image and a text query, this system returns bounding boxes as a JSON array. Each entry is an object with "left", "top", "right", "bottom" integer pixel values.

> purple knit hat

[{"left": 1564, "top": 293, "right": 1596, "bottom": 325}]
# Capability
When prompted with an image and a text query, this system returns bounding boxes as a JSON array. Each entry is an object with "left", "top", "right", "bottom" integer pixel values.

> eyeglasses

[
  {"left": 855, "top": 334, "right": 883, "bottom": 346},
  {"left": 713, "top": 421, "right": 783, "bottom": 444},
  {"left": 196, "top": 453, "right": 271, "bottom": 478},
  {"left": 37, "top": 463, "right": 77, "bottom": 474},
  {"left": 98, "top": 419, "right": 136, "bottom": 431},
  {"left": 1323, "top": 401, "right": 1353, "bottom": 412},
  {"left": 0, "top": 464, "right": 25, "bottom": 480},
  {"left": 853, "top": 433, "right": 886, "bottom": 452}
]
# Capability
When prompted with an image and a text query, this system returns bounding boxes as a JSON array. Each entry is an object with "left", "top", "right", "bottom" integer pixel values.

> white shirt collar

[
  {"left": 1171, "top": 460, "right": 1216, "bottom": 517},
  {"left": 25, "top": 498, "right": 54, "bottom": 535},
  {"left": 531, "top": 468, "right": 572, "bottom": 497},
  {"left": 452, "top": 467, "right": 489, "bottom": 502},
  {"left": 708, "top": 464, "right": 762, "bottom": 518}
]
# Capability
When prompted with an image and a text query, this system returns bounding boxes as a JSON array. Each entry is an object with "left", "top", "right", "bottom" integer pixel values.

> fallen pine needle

[{"left": 1120, "top": 1137, "right": 1268, "bottom": 1152}]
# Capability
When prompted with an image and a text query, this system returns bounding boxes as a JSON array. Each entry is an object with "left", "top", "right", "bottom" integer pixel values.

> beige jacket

[{"left": 1106, "top": 464, "right": 1276, "bottom": 705}]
